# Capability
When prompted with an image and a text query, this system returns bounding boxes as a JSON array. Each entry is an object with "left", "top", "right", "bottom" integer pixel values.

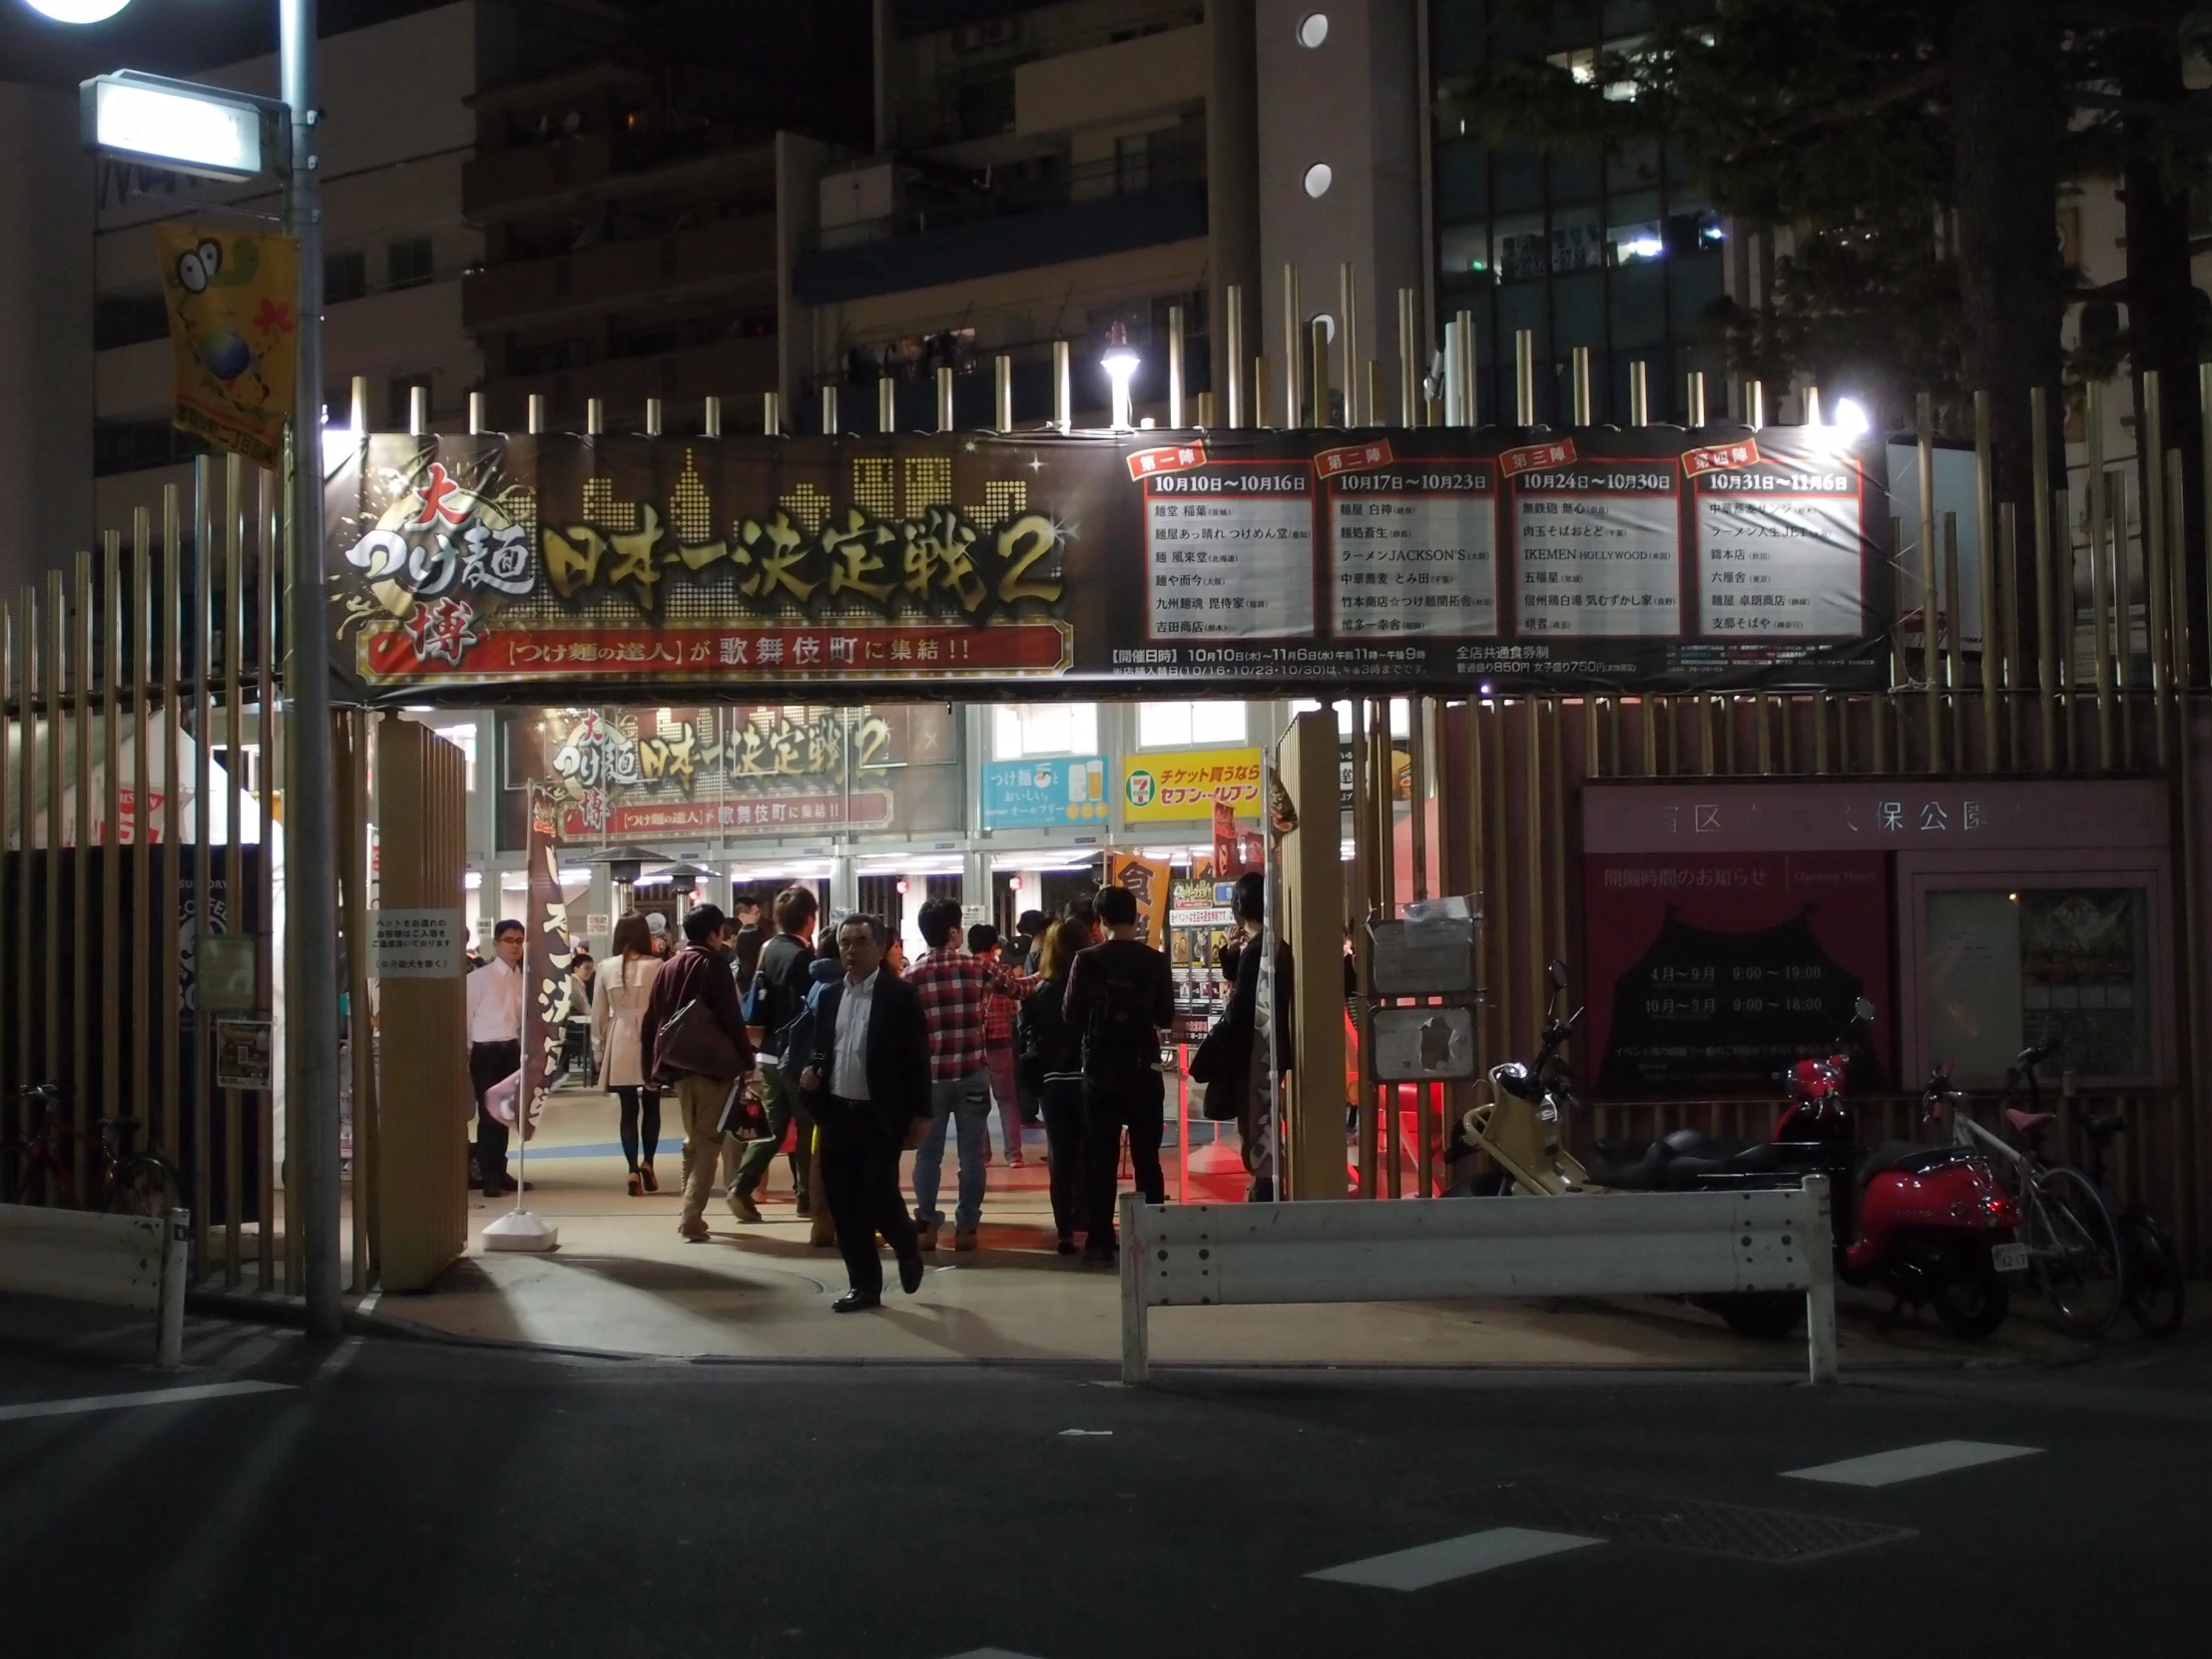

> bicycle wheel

[
  {"left": 2122, "top": 1214, "right": 2185, "bottom": 1338},
  {"left": 2034, "top": 1165, "right": 2126, "bottom": 1337},
  {"left": 106, "top": 1155, "right": 182, "bottom": 1219}
]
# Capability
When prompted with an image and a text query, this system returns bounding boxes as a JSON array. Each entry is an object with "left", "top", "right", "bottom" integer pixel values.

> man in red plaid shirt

[
  {"left": 969, "top": 923, "right": 1027, "bottom": 1168},
  {"left": 907, "top": 897, "right": 1037, "bottom": 1250}
]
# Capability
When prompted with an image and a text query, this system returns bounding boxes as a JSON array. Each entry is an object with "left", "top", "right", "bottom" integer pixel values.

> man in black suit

[{"left": 800, "top": 912, "right": 928, "bottom": 1312}]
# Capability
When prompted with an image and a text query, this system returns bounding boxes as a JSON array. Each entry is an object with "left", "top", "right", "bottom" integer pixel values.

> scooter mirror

[
  {"left": 1853, "top": 995, "right": 1875, "bottom": 1024},
  {"left": 1547, "top": 959, "right": 1567, "bottom": 991}
]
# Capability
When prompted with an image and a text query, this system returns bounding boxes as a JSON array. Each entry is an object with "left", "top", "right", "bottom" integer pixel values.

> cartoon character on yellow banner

[{"left": 159, "top": 225, "right": 299, "bottom": 468}]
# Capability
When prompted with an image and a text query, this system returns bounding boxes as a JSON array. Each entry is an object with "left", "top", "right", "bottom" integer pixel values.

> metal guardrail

[
  {"left": 1118, "top": 1176, "right": 1837, "bottom": 1385},
  {"left": 0, "top": 1204, "right": 191, "bottom": 1367}
]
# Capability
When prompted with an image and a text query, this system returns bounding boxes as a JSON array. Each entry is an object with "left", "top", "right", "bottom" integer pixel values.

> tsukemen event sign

[{"left": 325, "top": 427, "right": 1890, "bottom": 704}]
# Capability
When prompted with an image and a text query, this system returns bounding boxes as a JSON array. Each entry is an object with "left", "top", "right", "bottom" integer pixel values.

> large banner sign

[{"left": 326, "top": 426, "right": 1889, "bottom": 704}]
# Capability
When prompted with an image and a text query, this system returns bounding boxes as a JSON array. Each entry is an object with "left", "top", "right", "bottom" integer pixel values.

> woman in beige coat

[{"left": 592, "top": 913, "right": 666, "bottom": 1195}]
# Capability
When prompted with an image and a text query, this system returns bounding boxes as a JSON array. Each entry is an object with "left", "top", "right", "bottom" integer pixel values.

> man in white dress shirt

[{"left": 465, "top": 919, "right": 526, "bottom": 1195}]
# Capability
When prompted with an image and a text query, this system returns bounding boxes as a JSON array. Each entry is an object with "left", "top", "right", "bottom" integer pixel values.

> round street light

[
  {"left": 22, "top": 0, "right": 134, "bottom": 19},
  {"left": 1832, "top": 397, "right": 1873, "bottom": 439},
  {"left": 1100, "top": 320, "right": 1141, "bottom": 430}
]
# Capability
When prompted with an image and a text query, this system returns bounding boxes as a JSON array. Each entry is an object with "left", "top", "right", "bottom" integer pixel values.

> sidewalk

[{"left": 371, "top": 1087, "right": 2095, "bottom": 1370}]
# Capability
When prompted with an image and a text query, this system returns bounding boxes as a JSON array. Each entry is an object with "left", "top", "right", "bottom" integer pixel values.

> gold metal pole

[
  {"left": 1917, "top": 392, "right": 1940, "bottom": 769},
  {"left": 1514, "top": 329, "right": 1535, "bottom": 425},
  {"left": 1282, "top": 264, "right": 1301, "bottom": 429},
  {"left": 994, "top": 353, "right": 1014, "bottom": 434},
  {"left": 878, "top": 373, "right": 896, "bottom": 436},
  {"left": 1396, "top": 287, "right": 1417, "bottom": 427},
  {"left": 1309, "top": 317, "right": 1330, "bottom": 429},
  {"left": 191, "top": 458, "right": 215, "bottom": 1270},
  {"left": 72, "top": 554, "right": 93, "bottom": 1196},
  {"left": 1374, "top": 699, "right": 1398, "bottom": 1199},
  {"left": 101, "top": 534, "right": 122, "bottom": 1147},
  {"left": 2146, "top": 372, "right": 2169, "bottom": 702},
  {"left": 2201, "top": 363, "right": 2212, "bottom": 686},
  {"left": 2110, "top": 467, "right": 2135, "bottom": 772},
  {"left": 1570, "top": 345, "right": 1592, "bottom": 425},
  {"left": 2055, "top": 487, "right": 2076, "bottom": 772},
  {"left": 160, "top": 490, "right": 182, "bottom": 1192},
  {"left": 1225, "top": 285, "right": 1245, "bottom": 430},
  {"left": 2000, "top": 501, "right": 2022, "bottom": 769},
  {"left": 1628, "top": 360, "right": 1648, "bottom": 427},
  {"left": 1687, "top": 370, "right": 1707, "bottom": 427},
  {"left": 2091, "top": 477, "right": 2116, "bottom": 770},
  {"left": 1942, "top": 513, "right": 1965, "bottom": 764},
  {"left": 1338, "top": 265, "right": 1359, "bottom": 427},
  {"left": 257, "top": 471, "right": 278, "bottom": 1288},
  {"left": 1053, "top": 340, "right": 1071, "bottom": 431},
  {"left": 1349, "top": 700, "right": 1376, "bottom": 1200},
  {"left": 220, "top": 457, "right": 245, "bottom": 1285},
  {"left": 1973, "top": 393, "right": 2000, "bottom": 770},
  {"left": 1747, "top": 379, "right": 1764, "bottom": 430},
  {"left": 2169, "top": 450, "right": 2190, "bottom": 695},
  {"left": 1165, "top": 308, "right": 1184, "bottom": 429},
  {"left": 1456, "top": 310, "right": 1476, "bottom": 427},
  {"left": 2031, "top": 388, "right": 2056, "bottom": 768},
  {"left": 42, "top": 575, "right": 63, "bottom": 1176},
  {"left": 935, "top": 365, "right": 954, "bottom": 432},
  {"left": 1367, "top": 361, "right": 1383, "bottom": 429},
  {"left": 1254, "top": 357, "right": 1271, "bottom": 429}
]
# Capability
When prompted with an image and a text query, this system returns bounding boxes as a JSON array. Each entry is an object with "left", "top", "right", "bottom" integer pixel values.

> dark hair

[
  {"left": 733, "top": 892, "right": 762, "bottom": 915},
  {"left": 1064, "top": 891, "right": 1097, "bottom": 922},
  {"left": 774, "top": 885, "right": 819, "bottom": 933},
  {"left": 1039, "top": 916, "right": 1091, "bottom": 981},
  {"left": 1095, "top": 885, "right": 1137, "bottom": 927},
  {"left": 611, "top": 914, "right": 653, "bottom": 956},
  {"left": 917, "top": 895, "right": 964, "bottom": 948},
  {"left": 837, "top": 911, "right": 888, "bottom": 945},
  {"left": 1016, "top": 908, "right": 1047, "bottom": 937},
  {"left": 683, "top": 903, "right": 727, "bottom": 946},
  {"left": 493, "top": 919, "right": 524, "bottom": 940},
  {"left": 571, "top": 947, "right": 593, "bottom": 962},
  {"left": 966, "top": 922, "right": 999, "bottom": 954},
  {"left": 1233, "top": 871, "right": 1266, "bottom": 925}
]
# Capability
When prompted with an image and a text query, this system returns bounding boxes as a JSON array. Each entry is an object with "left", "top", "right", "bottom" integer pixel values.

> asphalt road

[{"left": 3, "top": 1297, "right": 2206, "bottom": 1659}]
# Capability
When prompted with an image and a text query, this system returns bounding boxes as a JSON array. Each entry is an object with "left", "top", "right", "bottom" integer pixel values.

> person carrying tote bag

[{"left": 645, "top": 904, "right": 757, "bottom": 1242}]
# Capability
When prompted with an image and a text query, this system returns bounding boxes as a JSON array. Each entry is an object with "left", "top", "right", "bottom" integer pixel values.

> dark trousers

[
  {"left": 616, "top": 1086, "right": 661, "bottom": 1172},
  {"left": 1040, "top": 1076, "right": 1088, "bottom": 1242},
  {"left": 470, "top": 1040, "right": 520, "bottom": 1193},
  {"left": 1083, "top": 1078, "right": 1166, "bottom": 1245},
  {"left": 817, "top": 1095, "right": 920, "bottom": 1298}
]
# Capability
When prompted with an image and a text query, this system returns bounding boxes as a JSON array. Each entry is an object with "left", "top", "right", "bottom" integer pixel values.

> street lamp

[
  {"left": 1832, "top": 397, "right": 1873, "bottom": 439},
  {"left": 1100, "top": 320, "right": 1141, "bottom": 430},
  {"left": 38, "top": 0, "right": 342, "bottom": 1343}
]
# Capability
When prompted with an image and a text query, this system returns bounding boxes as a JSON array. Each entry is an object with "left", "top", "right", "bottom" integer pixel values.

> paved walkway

[{"left": 363, "top": 1086, "right": 2092, "bottom": 1371}]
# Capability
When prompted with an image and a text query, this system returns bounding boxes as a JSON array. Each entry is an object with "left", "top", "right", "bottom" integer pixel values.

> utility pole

[{"left": 280, "top": 0, "right": 342, "bottom": 1341}]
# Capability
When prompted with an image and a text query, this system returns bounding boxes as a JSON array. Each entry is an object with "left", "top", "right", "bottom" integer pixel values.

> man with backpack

[
  {"left": 1062, "top": 884, "right": 1176, "bottom": 1265},
  {"left": 730, "top": 886, "right": 821, "bottom": 1222}
]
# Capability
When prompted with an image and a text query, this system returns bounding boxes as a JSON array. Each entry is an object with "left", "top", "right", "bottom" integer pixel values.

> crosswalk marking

[
  {"left": 1307, "top": 1526, "right": 1602, "bottom": 1590},
  {"left": 0, "top": 1380, "right": 295, "bottom": 1423},
  {"left": 1784, "top": 1440, "right": 2041, "bottom": 1488}
]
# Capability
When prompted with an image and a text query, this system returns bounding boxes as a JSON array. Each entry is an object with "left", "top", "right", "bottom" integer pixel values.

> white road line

[
  {"left": 1307, "top": 1527, "right": 1602, "bottom": 1591},
  {"left": 1784, "top": 1440, "right": 2042, "bottom": 1488},
  {"left": 938, "top": 1650, "right": 1051, "bottom": 1659},
  {"left": 0, "top": 1381, "right": 295, "bottom": 1423}
]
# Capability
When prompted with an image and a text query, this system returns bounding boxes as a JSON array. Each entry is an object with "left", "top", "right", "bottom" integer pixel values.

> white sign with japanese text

[
  {"left": 370, "top": 906, "right": 466, "bottom": 979},
  {"left": 1696, "top": 470, "right": 1863, "bottom": 637},
  {"left": 1146, "top": 464, "right": 1315, "bottom": 640},
  {"left": 1516, "top": 471, "right": 1680, "bottom": 636},
  {"left": 1332, "top": 480, "right": 1497, "bottom": 636}
]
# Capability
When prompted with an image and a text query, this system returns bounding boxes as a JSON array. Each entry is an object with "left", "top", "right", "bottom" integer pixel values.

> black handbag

[{"left": 1190, "top": 1015, "right": 1247, "bottom": 1119}]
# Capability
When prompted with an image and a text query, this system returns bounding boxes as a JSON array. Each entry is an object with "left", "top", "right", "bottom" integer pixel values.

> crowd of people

[{"left": 467, "top": 878, "right": 1266, "bottom": 1315}]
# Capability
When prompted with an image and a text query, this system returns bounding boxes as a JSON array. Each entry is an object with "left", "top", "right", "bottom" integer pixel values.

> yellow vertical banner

[
  {"left": 158, "top": 225, "right": 299, "bottom": 467},
  {"left": 1104, "top": 852, "right": 1171, "bottom": 949}
]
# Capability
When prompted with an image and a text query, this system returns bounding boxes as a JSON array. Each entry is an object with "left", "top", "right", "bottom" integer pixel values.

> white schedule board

[
  {"left": 1146, "top": 463, "right": 1316, "bottom": 640},
  {"left": 1514, "top": 461, "right": 1681, "bottom": 636},
  {"left": 1696, "top": 464, "right": 1866, "bottom": 638},
  {"left": 1329, "top": 463, "right": 1498, "bottom": 636}
]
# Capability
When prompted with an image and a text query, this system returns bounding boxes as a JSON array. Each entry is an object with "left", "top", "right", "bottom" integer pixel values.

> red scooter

[{"left": 1584, "top": 1000, "right": 2019, "bottom": 1339}]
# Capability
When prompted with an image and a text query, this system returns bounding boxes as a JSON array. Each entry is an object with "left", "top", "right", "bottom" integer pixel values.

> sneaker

[
  {"left": 916, "top": 1218, "right": 941, "bottom": 1253},
  {"left": 954, "top": 1227, "right": 979, "bottom": 1252},
  {"left": 728, "top": 1193, "right": 763, "bottom": 1225},
  {"left": 1005, "top": 1153, "right": 1026, "bottom": 1169}
]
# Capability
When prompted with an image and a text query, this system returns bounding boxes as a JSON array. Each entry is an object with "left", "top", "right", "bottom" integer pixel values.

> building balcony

[
  {"left": 795, "top": 176, "right": 1208, "bottom": 306},
  {"left": 463, "top": 127, "right": 776, "bottom": 222},
  {"left": 1013, "top": 22, "right": 1208, "bottom": 139},
  {"left": 463, "top": 214, "right": 777, "bottom": 333}
]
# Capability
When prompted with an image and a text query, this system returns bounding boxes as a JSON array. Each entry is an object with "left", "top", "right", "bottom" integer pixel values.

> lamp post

[
  {"left": 1101, "top": 321, "right": 1141, "bottom": 432},
  {"left": 37, "top": 0, "right": 341, "bottom": 1341}
]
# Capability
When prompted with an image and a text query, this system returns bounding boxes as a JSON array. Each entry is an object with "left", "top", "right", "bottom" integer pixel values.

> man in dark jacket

[
  {"left": 800, "top": 913, "right": 929, "bottom": 1311},
  {"left": 1063, "top": 885, "right": 1175, "bottom": 1263},
  {"left": 646, "top": 903, "right": 756, "bottom": 1242},
  {"left": 730, "top": 885, "right": 822, "bottom": 1221}
]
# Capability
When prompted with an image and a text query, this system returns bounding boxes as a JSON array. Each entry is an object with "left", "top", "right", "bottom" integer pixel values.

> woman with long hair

[
  {"left": 1015, "top": 917, "right": 1093, "bottom": 1254},
  {"left": 592, "top": 913, "right": 666, "bottom": 1194}
]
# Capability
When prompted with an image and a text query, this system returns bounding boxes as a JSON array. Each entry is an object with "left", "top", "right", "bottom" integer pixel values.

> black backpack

[{"left": 1081, "top": 949, "right": 1160, "bottom": 1091}]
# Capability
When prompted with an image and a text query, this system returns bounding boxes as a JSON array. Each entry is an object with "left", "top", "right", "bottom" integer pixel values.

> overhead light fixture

[
  {"left": 1100, "top": 320, "right": 1140, "bottom": 431},
  {"left": 1833, "top": 397, "right": 1872, "bottom": 439},
  {"left": 81, "top": 70, "right": 281, "bottom": 183},
  {"left": 25, "top": 0, "right": 135, "bottom": 22}
]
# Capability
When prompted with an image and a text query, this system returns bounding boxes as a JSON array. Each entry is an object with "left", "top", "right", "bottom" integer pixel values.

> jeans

[
  {"left": 733, "top": 1061, "right": 814, "bottom": 1209},
  {"left": 911, "top": 1068, "right": 990, "bottom": 1230},
  {"left": 983, "top": 1041, "right": 1023, "bottom": 1159},
  {"left": 1040, "top": 1076, "right": 1087, "bottom": 1242},
  {"left": 1083, "top": 1077, "right": 1166, "bottom": 1246}
]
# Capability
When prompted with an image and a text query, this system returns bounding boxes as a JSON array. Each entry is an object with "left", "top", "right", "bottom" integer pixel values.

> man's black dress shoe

[{"left": 831, "top": 1290, "right": 881, "bottom": 1314}]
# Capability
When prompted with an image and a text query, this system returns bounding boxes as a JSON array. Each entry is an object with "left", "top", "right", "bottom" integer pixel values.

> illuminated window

[
  {"left": 992, "top": 704, "right": 1097, "bottom": 760},
  {"left": 1139, "top": 703, "right": 1247, "bottom": 749},
  {"left": 433, "top": 723, "right": 478, "bottom": 793}
]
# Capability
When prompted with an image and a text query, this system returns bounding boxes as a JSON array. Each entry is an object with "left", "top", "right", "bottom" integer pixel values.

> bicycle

[
  {"left": 2046, "top": 1103, "right": 2186, "bottom": 1341},
  {"left": 1924, "top": 1057, "right": 2127, "bottom": 1337},
  {"left": 2, "top": 1083, "right": 183, "bottom": 1218}
]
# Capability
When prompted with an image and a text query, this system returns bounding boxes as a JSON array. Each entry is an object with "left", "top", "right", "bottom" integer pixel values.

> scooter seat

[
  {"left": 1663, "top": 1137, "right": 1782, "bottom": 1185},
  {"left": 2004, "top": 1108, "right": 2056, "bottom": 1134},
  {"left": 1581, "top": 1136, "right": 1670, "bottom": 1190}
]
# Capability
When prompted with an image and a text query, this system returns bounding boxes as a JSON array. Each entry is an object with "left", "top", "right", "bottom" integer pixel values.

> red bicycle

[{"left": 3, "top": 1083, "right": 182, "bottom": 1217}]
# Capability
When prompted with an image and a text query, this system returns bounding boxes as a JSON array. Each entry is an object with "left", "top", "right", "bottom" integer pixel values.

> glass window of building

[
  {"left": 1139, "top": 702, "right": 1247, "bottom": 749},
  {"left": 431, "top": 723, "right": 478, "bottom": 792},
  {"left": 993, "top": 703, "right": 1098, "bottom": 760}
]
